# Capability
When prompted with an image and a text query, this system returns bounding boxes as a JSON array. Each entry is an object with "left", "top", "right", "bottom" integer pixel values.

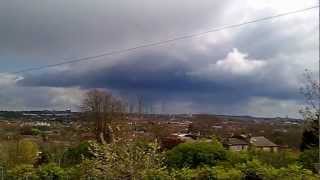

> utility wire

[{"left": 9, "top": 5, "right": 319, "bottom": 74}]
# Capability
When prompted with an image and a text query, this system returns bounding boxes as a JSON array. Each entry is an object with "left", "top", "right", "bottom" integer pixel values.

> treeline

[{"left": 0, "top": 138, "right": 319, "bottom": 179}]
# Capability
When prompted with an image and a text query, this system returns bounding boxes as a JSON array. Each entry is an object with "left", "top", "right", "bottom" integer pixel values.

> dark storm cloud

[
  {"left": 18, "top": 50, "right": 302, "bottom": 106},
  {"left": 0, "top": 0, "right": 317, "bottom": 117}
]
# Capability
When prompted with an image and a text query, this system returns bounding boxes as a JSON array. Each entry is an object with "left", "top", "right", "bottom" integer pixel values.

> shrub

[
  {"left": 31, "top": 128, "right": 41, "bottom": 136},
  {"left": 7, "top": 164, "right": 38, "bottom": 179},
  {"left": 194, "top": 166, "right": 217, "bottom": 180},
  {"left": 237, "top": 159, "right": 320, "bottom": 180},
  {"left": 170, "top": 168, "right": 195, "bottom": 180},
  {"left": 249, "top": 150, "right": 298, "bottom": 168},
  {"left": 76, "top": 140, "right": 165, "bottom": 179},
  {"left": 170, "top": 166, "right": 243, "bottom": 180},
  {"left": 61, "top": 141, "right": 93, "bottom": 166},
  {"left": 37, "top": 163, "right": 66, "bottom": 180},
  {"left": 237, "top": 159, "right": 277, "bottom": 180},
  {"left": 298, "top": 148, "right": 319, "bottom": 172},
  {"left": 4, "top": 139, "right": 39, "bottom": 166},
  {"left": 225, "top": 151, "right": 252, "bottom": 167},
  {"left": 141, "top": 168, "right": 171, "bottom": 180},
  {"left": 277, "top": 164, "right": 319, "bottom": 180},
  {"left": 166, "top": 139, "right": 227, "bottom": 168},
  {"left": 212, "top": 166, "right": 243, "bottom": 180}
]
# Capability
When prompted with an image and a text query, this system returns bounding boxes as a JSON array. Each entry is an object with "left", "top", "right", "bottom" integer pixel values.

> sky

[{"left": 0, "top": 0, "right": 318, "bottom": 118}]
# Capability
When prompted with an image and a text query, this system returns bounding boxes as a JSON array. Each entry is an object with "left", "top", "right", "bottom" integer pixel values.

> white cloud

[
  {"left": 190, "top": 48, "right": 266, "bottom": 78},
  {"left": 214, "top": 48, "right": 266, "bottom": 75}
]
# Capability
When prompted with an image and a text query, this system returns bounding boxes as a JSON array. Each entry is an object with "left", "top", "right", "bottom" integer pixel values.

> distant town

[{"left": 0, "top": 109, "right": 303, "bottom": 150}]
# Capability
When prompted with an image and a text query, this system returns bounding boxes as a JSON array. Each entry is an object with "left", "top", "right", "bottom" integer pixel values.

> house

[
  {"left": 223, "top": 137, "right": 249, "bottom": 151},
  {"left": 171, "top": 133, "right": 196, "bottom": 141},
  {"left": 249, "top": 136, "right": 279, "bottom": 152}
]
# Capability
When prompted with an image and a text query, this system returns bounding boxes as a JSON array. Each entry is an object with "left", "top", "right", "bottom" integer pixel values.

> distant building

[
  {"left": 223, "top": 137, "right": 249, "bottom": 151},
  {"left": 171, "top": 133, "right": 196, "bottom": 141},
  {"left": 249, "top": 136, "right": 279, "bottom": 152}
]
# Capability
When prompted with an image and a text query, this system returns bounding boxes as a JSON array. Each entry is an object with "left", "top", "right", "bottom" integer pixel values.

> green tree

[
  {"left": 298, "top": 148, "right": 319, "bottom": 173},
  {"left": 166, "top": 139, "right": 227, "bottom": 168},
  {"left": 17, "top": 140, "right": 39, "bottom": 165},
  {"left": 61, "top": 141, "right": 93, "bottom": 167}
]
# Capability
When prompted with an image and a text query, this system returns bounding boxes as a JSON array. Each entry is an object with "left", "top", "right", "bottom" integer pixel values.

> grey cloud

[
  {"left": 0, "top": 0, "right": 317, "bottom": 117},
  {"left": 18, "top": 49, "right": 303, "bottom": 106},
  {"left": 0, "top": 0, "right": 229, "bottom": 71}
]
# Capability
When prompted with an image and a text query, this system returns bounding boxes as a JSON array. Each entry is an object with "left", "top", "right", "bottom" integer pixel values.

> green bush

[
  {"left": 212, "top": 166, "right": 243, "bottom": 180},
  {"left": 141, "top": 168, "right": 171, "bottom": 180},
  {"left": 31, "top": 128, "right": 41, "bottom": 136},
  {"left": 249, "top": 150, "right": 298, "bottom": 168},
  {"left": 236, "top": 159, "right": 320, "bottom": 180},
  {"left": 7, "top": 164, "right": 38, "bottom": 180},
  {"left": 194, "top": 166, "right": 217, "bottom": 180},
  {"left": 170, "top": 166, "right": 243, "bottom": 180},
  {"left": 298, "top": 148, "right": 319, "bottom": 172},
  {"left": 4, "top": 140, "right": 39, "bottom": 167},
  {"left": 225, "top": 151, "right": 252, "bottom": 167},
  {"left": 61, "top": 141, "right": 93, "bottom": 166},
  {"left": 166, "top": 139, "right": 227, "bottom": 168},
  {"left": 277, "top": 164, "right": 318, "bottom": 180},
  {"left": 170, "top": 168, "right": 195, "bottom": 180},
  {"left": 37, "top": 163, "right": 66, "bottom": 180}
]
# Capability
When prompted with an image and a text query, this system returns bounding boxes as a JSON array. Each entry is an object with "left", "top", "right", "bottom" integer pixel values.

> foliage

[
  {"left": 299, "top": 70, "right": 319, "bottom": 151},
  {"left": 236, "top": 159, "right": 319, "bottom": 180},
  {"left": 170, "top": 166, "right": 243, "bottom": 180},
  {"left": 141, "top": 169, "right": 171, "bottom": 180},
  {"left": 61, "top": 141, "right": 93, "bottom": 166},
  {"left": 16, "top": 140, "right": 39, "bottom": 165},
  {"left": 1, "top": 139, "right": 39, "bottom": 167},
  {"left": 166, "top": 139, "right": 227, "bottom": 168},
  {"left": 298, "top": 147, "right": 319, "bottom": 173},
  {"left": 37, "top": 163, "right": 66, "bottom": 180},
  {"left": 300, "top": 120, "right": 319, "bottom": 151},
  {"left": 7, "top": 164, "right": 38, "bottom": 179},
  {"left": 75, "top": 140, "right": 165, "bottom": 179},
  {"left": 225, "top": 151, "right": 252, "bottom": 166},
  {"left": 34, "top": 151, "right": 50, "bottom": 167},
  {"left": 248, "top": 150, "right": 298, "bottom": 168},
  {"left": 277, "top": 164, "right": 318, "bottom": 180},
  {"left": 1, "top": 138, "right": 320, "bottom": 179},
  {"left": 212, "top": 166, "right": 243, "bottom": 180}
]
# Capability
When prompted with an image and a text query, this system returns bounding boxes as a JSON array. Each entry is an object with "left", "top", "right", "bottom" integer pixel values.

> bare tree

[
  {"left": 300, "top": 69, "right": 320, "bottom": 120},
  {"left": 299, "top": 70, "right": 319, "bottom": 151},
  {"left": 81, "top": 89, "right": 125, "bottom": 144}
]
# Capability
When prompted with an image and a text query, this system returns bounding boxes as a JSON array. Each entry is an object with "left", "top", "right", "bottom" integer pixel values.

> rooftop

[
  {"left": 250, "top": 136, "right": 278, "bottom": 147},
  {"left": 224, "top": 137, "right": 249, "bottom": 146}
]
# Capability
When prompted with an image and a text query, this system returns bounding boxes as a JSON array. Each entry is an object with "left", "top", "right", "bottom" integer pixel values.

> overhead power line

[{"left": 9, "top": 5, "right": 319, "bottom": 74}]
